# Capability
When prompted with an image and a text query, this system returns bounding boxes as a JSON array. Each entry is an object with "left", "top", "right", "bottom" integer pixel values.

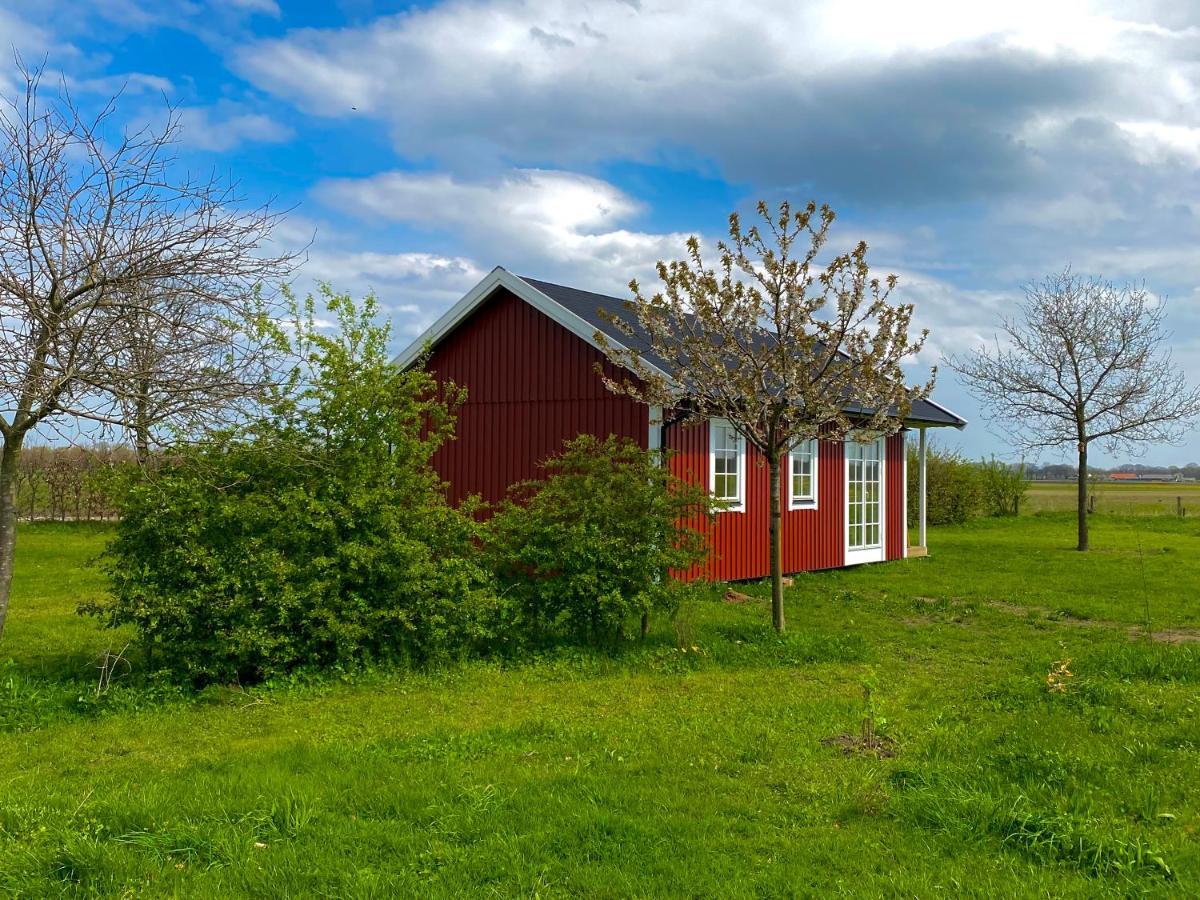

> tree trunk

[
  {"left": 0, "top": 434, "right": 25, "bottom": 640},
  {"left": 1076, "top": 441, "right": 1089, "bottom": 552},
  {"left": 768, "top": 455, "right": 785, "bottom": 632},
  {"left": 134, "top": 423, "right": 151, "bottom": 467}
]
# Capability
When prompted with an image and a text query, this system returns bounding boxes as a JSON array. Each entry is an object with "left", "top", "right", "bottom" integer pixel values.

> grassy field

[
  {"left": 0, "top": 516, "right": 1198, "bottom": 896},
  {"left": 1025, "top": 480, "right": 1200, "bottom": 517}
]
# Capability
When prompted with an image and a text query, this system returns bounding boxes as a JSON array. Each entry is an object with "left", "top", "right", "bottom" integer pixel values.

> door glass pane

[{"left": 848, "top": 439, "right": 883, "bottom": 550}]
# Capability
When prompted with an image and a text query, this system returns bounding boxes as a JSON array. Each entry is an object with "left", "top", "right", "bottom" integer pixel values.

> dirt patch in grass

[
  {"left": 1144, "top": 629, "right": 1200, "bottom": 644},
  {"left": 723, "top": 589, "right": 755, "bottom": 604},
  {"left": 914, "top": 595, "right": 1200, "bottom": 644},
  {"left": 820, "top": 732, "right": 898, "bottom": 759},
  {"left": 902, "top": 614, "right": 968, "bottom": 628}
]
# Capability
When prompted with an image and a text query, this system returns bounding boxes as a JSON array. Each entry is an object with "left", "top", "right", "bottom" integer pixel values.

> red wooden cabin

[{"left": 395, "top": 268, "right": 966, "bottom": 580}]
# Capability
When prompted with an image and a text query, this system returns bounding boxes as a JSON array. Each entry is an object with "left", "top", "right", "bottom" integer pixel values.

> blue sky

[{"left": 7, "top": 0, "right": 1200, "bottom": 465}]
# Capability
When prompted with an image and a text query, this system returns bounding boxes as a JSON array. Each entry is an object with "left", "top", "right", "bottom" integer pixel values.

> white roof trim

[{"left": 391, "top": 266, "right": 674, "bottom": 383}]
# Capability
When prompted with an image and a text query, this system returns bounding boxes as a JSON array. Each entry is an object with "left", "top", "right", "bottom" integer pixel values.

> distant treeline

[
  {"left": 12, "top": 445, "right": 136, "bottom": 522},
  {"left": 1026, "top": 462, "right": 1200, "bottom": 481}
]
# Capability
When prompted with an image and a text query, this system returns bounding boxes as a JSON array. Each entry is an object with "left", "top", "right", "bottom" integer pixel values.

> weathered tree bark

[
  {"left": 134, "top": 423, "right": 151, "bottom": 467},
  {"left": 768, "top": 454, "right": 785, "bottom": 632},
  {"left": 1076, "top": 441, "right": 1089, "bottom": 552},
  {"left": 132, "top": 379, "right": 152, "bottom": 466},
  {"left": 0, "top": 436, "right": 24, "bottom": 639}
]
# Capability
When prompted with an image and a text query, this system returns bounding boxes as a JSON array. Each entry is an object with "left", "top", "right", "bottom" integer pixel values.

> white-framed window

[
  {"left": 789, "top": 439, "right": 818, "bottom": 508},
  {"left": 847, "top": 438, "right": 883, "bottom": 551},
  {"left": 709, "top": 418, "right": 746, "bottom": 512}
]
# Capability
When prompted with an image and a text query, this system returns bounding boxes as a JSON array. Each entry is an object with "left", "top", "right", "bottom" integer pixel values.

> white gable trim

[
  {"left": 391, "top": 267, "right": 673, "bottom": 382},
  {"left": 919, "top": 396, "right": 969, "bottom": 429}
]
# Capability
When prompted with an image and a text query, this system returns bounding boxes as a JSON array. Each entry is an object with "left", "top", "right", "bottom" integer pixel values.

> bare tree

[
  {"left": 949, "top": 270, "right": 1200, "bottom": 551},
  {"left": 104, "top": 280, "right": 284, "bottom": 464},
  {"left": 0, "top": 65, "right": 296, "bottom": 638},
  {"left": 596, "top": 201, "right": 933, "bottom": 632}
]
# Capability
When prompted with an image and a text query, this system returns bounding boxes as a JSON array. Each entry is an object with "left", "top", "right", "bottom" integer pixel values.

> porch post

[{"left": 918, "top": 427, "right": 928, "bottom": 549}]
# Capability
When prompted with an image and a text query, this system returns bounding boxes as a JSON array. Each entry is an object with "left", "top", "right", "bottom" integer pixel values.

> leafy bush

[
  {"left": 906, "top": 441, "right": 982, "bottom": 526},
  {"left": 87, "top": 288, "right": 499, "bottom": 684},
  {"left": 978, "top": 456, "right": 1027, "bottom": 516},
  {"left": 486, "top": 435, "right": 713, "bottom": 646}
]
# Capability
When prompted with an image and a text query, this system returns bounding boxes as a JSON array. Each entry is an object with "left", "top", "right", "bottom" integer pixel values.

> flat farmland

[{"left": 1025, "top": 480, "right": 1200, "bottom": 516}]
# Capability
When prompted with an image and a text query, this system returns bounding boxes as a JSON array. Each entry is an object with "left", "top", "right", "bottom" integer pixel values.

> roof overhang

[
  {"left": 392, "top": 266, "right": 675, "bottom": 383},
  {"left": 394, "top": 266, "right": 966, "bottom": 430},
  {"left": 908, "top": 396, "right": 968, "bottom": 430}
]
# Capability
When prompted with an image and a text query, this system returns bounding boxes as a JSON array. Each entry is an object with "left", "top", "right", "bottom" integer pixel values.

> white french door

[{"left": 845, "top": 437, "right": 886, "bottom": 565}]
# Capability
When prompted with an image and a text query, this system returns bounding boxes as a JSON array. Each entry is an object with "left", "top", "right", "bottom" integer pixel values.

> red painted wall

[
  {"left": 666, "top": 421, "right": 849, "bottom": 581},
  {"left": 782, "top": 433, "right": 846, "bottom": 573},
  {"left": 426, "top": 288, "right": 647, "bottom": 506},
  {"left": 424, "top": 286, "right": 910, "bottom": 578}
]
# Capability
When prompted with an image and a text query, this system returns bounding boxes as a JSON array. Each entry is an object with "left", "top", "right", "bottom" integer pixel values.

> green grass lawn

[{"left": 0, "top": 515, "right": 1198, "bottom": 897}]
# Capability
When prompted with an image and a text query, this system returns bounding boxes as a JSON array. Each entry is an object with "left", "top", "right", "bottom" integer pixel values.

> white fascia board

[
  {"left": 392, "top": 266, "right": 508, "bottom": 369},
  {"left": 391, "top": 267, "right": 675, "bottom": 385},
  {"left": 919, "top": 396, "right": 969, "bottom": 429}
]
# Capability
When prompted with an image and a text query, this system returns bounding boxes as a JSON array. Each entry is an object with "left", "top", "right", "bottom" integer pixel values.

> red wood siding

[
  {"left": 427, "top": 288, "right": 647, "bottom": 506},
  {"left": 666, "top": 422, "right": 850, "bottom": 581},
  {"left": 885, "top": 431, "right": 906, "bottom": 561},
  {"left": 781, "top": 434, "right": 845, "bottom": 572},
  {"left": 422, "top": 285, "right": 912, "bottom": 578}
]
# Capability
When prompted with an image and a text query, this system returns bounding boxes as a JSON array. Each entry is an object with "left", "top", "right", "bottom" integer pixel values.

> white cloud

[
  {"left": 233, "top": 0, "right": 1200, "bottom": 196},
  {"left": 224, "top": 0, "right": 1200, "bottom": 462},
  {"left": 301, "top": 247, "right": 484, "bottom": 291},
  {"left": 315, "top": 168, "right": 691, "bottom": 294},
  {"left": 176, "top": 101, "right": 292, "bottom": 152},
  {"left": 273, "top": 212, "right": 487, "bottom": 338},
  {"left": 220, "top": 0, "right": 280, "bottom": 16},
  {"left": 1117, "top": 120, "right": 1200, "bottom": 163},
  {"left": 66, "top": 71, "right": 174, "bottom": 96}
]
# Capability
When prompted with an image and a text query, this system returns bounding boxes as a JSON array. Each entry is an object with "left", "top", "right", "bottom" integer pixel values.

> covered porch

[{"left": 906, "top": 401, "right": 968, "bottom": 558}]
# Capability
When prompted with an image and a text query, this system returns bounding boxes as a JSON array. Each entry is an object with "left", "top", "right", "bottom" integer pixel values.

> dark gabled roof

[
  {"left": 519, "top": 274, "right": 967, "bottom": 430},
  {"left": 393, "top": 268, "right": 966, "bottom": 430},
  {"left": 516, "top": 275, "right": 676, "bottom": 375}
]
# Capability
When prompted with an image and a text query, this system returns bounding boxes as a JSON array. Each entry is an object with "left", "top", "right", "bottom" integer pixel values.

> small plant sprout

[
  {"left": 1046, "top": 658, "right": 1074, "bottom": 694},
  {"left": 861, "top": 669, "right": 887, "bottom": 748}
]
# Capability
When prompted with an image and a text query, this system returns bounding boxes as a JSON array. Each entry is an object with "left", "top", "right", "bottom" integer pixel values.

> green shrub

[
  {"left": 486, "top": 435, "right": 713, "bottom": 646},
  {"left": 906, "top": 441, "right": 981, "bottom": 526},
  {"left": 978, "top": 456, "right": 1027, "bottom": 516},
  {"left": 86, "top": 288, "right": 499, "bottom": 684}
]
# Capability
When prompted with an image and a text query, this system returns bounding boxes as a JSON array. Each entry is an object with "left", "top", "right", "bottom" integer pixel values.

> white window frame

[
  {"left": 709, "top": 418, "right": 746, "bottom": 513},
  {"left": 844, "top": 436, "right": 887, "bottom": 566},
  {"left": 788, "top": 438, "right": 819, "bottom": 509}
]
